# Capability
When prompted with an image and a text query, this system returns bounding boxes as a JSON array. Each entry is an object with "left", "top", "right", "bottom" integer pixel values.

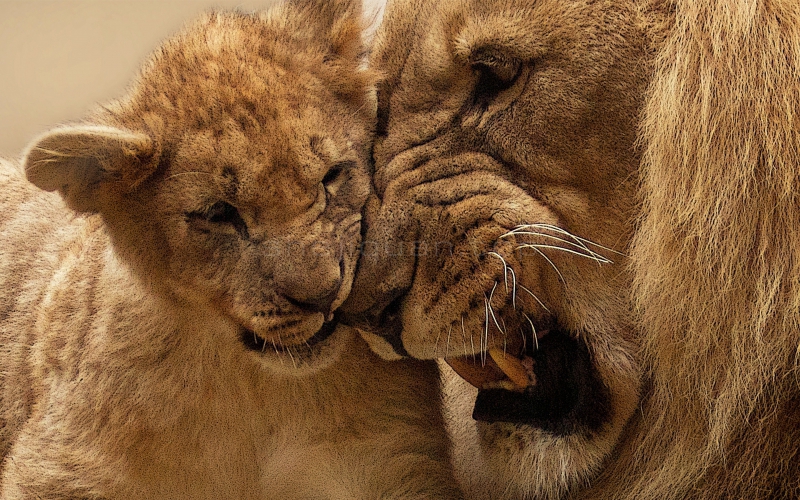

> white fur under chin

[
  {"left": 251, "top": 323, "right": 352, "bottom": 377},
  {"left": 362, "top": 0, "right": 387, "bottom": 42},
  {"left": 357, "top": 328, "right": 406, "bottom": 360}
]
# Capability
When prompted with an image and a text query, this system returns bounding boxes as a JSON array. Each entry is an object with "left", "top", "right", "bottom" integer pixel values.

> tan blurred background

[{"left": 0, "top": 0, "right": 385, "bottom": 159}]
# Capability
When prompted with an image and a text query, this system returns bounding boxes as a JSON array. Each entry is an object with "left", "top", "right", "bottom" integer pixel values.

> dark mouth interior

[
  {"left": 239, "top": 320, "right": 339, "bottom": 353},
  {"left": 450, "top": 324, "right": 612, "bottom": 435}
]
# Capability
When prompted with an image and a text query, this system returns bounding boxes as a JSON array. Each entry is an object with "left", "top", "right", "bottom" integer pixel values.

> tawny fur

[
  {"left": 588, "top": 1, "right": 800, "bottom": 498},
  {"left": 344, "top": 0, "right": 800, "bottom": 498},
  {"left": 0, "top": 1, "right": 461, "bottom": 498}
]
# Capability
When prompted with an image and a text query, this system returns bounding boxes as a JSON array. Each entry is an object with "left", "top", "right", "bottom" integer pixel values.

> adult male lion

[{"left": 341, "top": 0, "right": 800, "bottom": 498}]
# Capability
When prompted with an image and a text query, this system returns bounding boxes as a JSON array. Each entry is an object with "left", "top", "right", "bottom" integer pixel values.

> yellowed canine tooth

[{"left": 488, "top": 347, "right": 529, "bottom": 389}]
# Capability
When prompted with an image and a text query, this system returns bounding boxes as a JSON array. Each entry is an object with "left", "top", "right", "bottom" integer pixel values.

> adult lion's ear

[
  {"left": 287, "top": 0, "right": 365, "bottom": 63},
  {"left": 23, "top": 124, "right": 160, "bottom": 213}
]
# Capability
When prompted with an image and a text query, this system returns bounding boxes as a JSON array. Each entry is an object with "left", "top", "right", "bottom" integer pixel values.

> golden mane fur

[
  {"left": 610, "top": 1, "right": 800, "bottom": 497},
  {"left": 341, "top": 0, "right": 800, "bottom": 498}
]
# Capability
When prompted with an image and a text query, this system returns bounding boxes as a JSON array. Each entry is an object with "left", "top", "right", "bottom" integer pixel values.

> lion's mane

[{"left": 604, "top": 1, "right": 800, "bottom": 498}]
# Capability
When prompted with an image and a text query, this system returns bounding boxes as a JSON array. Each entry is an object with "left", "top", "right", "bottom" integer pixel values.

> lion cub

[{"left": 0, "top": 1, "right": 459, "bottom": 498}]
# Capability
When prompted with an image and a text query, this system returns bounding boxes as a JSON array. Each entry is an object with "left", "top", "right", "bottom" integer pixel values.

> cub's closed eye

[
  {"left": 205, "top": 201, "right": 240, "bottom": 224},
  {"left": 187, "top": 201, "right": 250, "bottom": 239}
]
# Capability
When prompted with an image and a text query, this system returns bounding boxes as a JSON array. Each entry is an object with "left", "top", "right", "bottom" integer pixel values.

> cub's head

[
  {"left": 22, "top": 0, "right": 375, "bottom": 374},
  {"left": 341, "top": 0, "right": 659, "bottom": 496}
]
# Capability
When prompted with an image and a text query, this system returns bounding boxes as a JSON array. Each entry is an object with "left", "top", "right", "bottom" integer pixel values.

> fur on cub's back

[{"left": 0, "top": 160, "right": 79, "bottom": 460}]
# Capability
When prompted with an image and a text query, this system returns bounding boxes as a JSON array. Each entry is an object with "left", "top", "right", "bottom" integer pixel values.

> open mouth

[
  {"left": 239, "top": 319, "right": 339, "bottom": 353},
  {"left": 446, "top": 320, "right": 611, "bottom": 435}
]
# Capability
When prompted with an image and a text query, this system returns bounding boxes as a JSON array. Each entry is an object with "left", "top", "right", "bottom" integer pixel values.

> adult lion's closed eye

[{"left": 341, "top": 0, "right": 800, "bottom": 499}]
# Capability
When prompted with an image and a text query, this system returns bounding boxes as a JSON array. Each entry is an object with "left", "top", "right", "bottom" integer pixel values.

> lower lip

[{"left": 240, "top": 320, "right": 339, "bottom": 353}]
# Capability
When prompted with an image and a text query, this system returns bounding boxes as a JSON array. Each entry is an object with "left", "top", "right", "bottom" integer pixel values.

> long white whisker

[
  {"left": 488, "top": 282, "right": 505, "bottom": 335},
  {"left": 348, "top": 102, "right": 367, "bottom": 119},
  {"left": 508, "top": 266, "right": 518, "bottom": 309},
  {"left": 271, "top": 338, "right": 285, "bottom": 366},
  {"left": 488, "top": 252, "right": 510, "bottom": 294},
  {"left": 517, "top": 243, "right": 613, "bottom": 264},
  {"left": 534, "top": 223, "right": 626, "bottom": 256},
  {"left": 434, "top": 323, "right": 443, "bottom": 357},
  {"left": 445, "top": 324, "right": 452, "bottom": 358},
  {"left": 523, "top": 313, "right": 539, "bottom": 351},
  {"left": 461, "top": 316, "right": 475, "bottom": 362},
  {"left": 520, "top": 245, "right": 566, "bottom": 283},
  {"left": 483, "top": 294, "right": 490, "bottom": 366},
  {"left": 508, "top": 223, "right": 626, "bottom": 256},
  {"left": 503, "top": 231, "right": 611, "bottom": 264},
  {"left": 500, "top": 317, "right": 508, "bottom": 354},
  {"left": 518, "top": 284, "right": 550, "bottom": 313},
  {"left": 460, "top": 316, "right": 470, "bottom": 359},
  {"left": 503, "top": 230, "right": 593, "bottom": 253}
]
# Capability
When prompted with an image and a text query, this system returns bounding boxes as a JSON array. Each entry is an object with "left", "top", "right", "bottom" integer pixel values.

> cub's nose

[{"left": 274, "top": 250, "right": 344, "bottom": 317}]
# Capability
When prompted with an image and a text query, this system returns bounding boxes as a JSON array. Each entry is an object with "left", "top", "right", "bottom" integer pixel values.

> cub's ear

[
  {"left": 23, "top": 124, "right": 160, "bottom": 213},
  {"left": 287, "top": 0, "right": 365, "bottom": 62}
]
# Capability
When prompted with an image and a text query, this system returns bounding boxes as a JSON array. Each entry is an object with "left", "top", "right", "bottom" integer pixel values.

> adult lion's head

[{"left": 341, "top": 0, "right": 800, "bottom": 498}]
